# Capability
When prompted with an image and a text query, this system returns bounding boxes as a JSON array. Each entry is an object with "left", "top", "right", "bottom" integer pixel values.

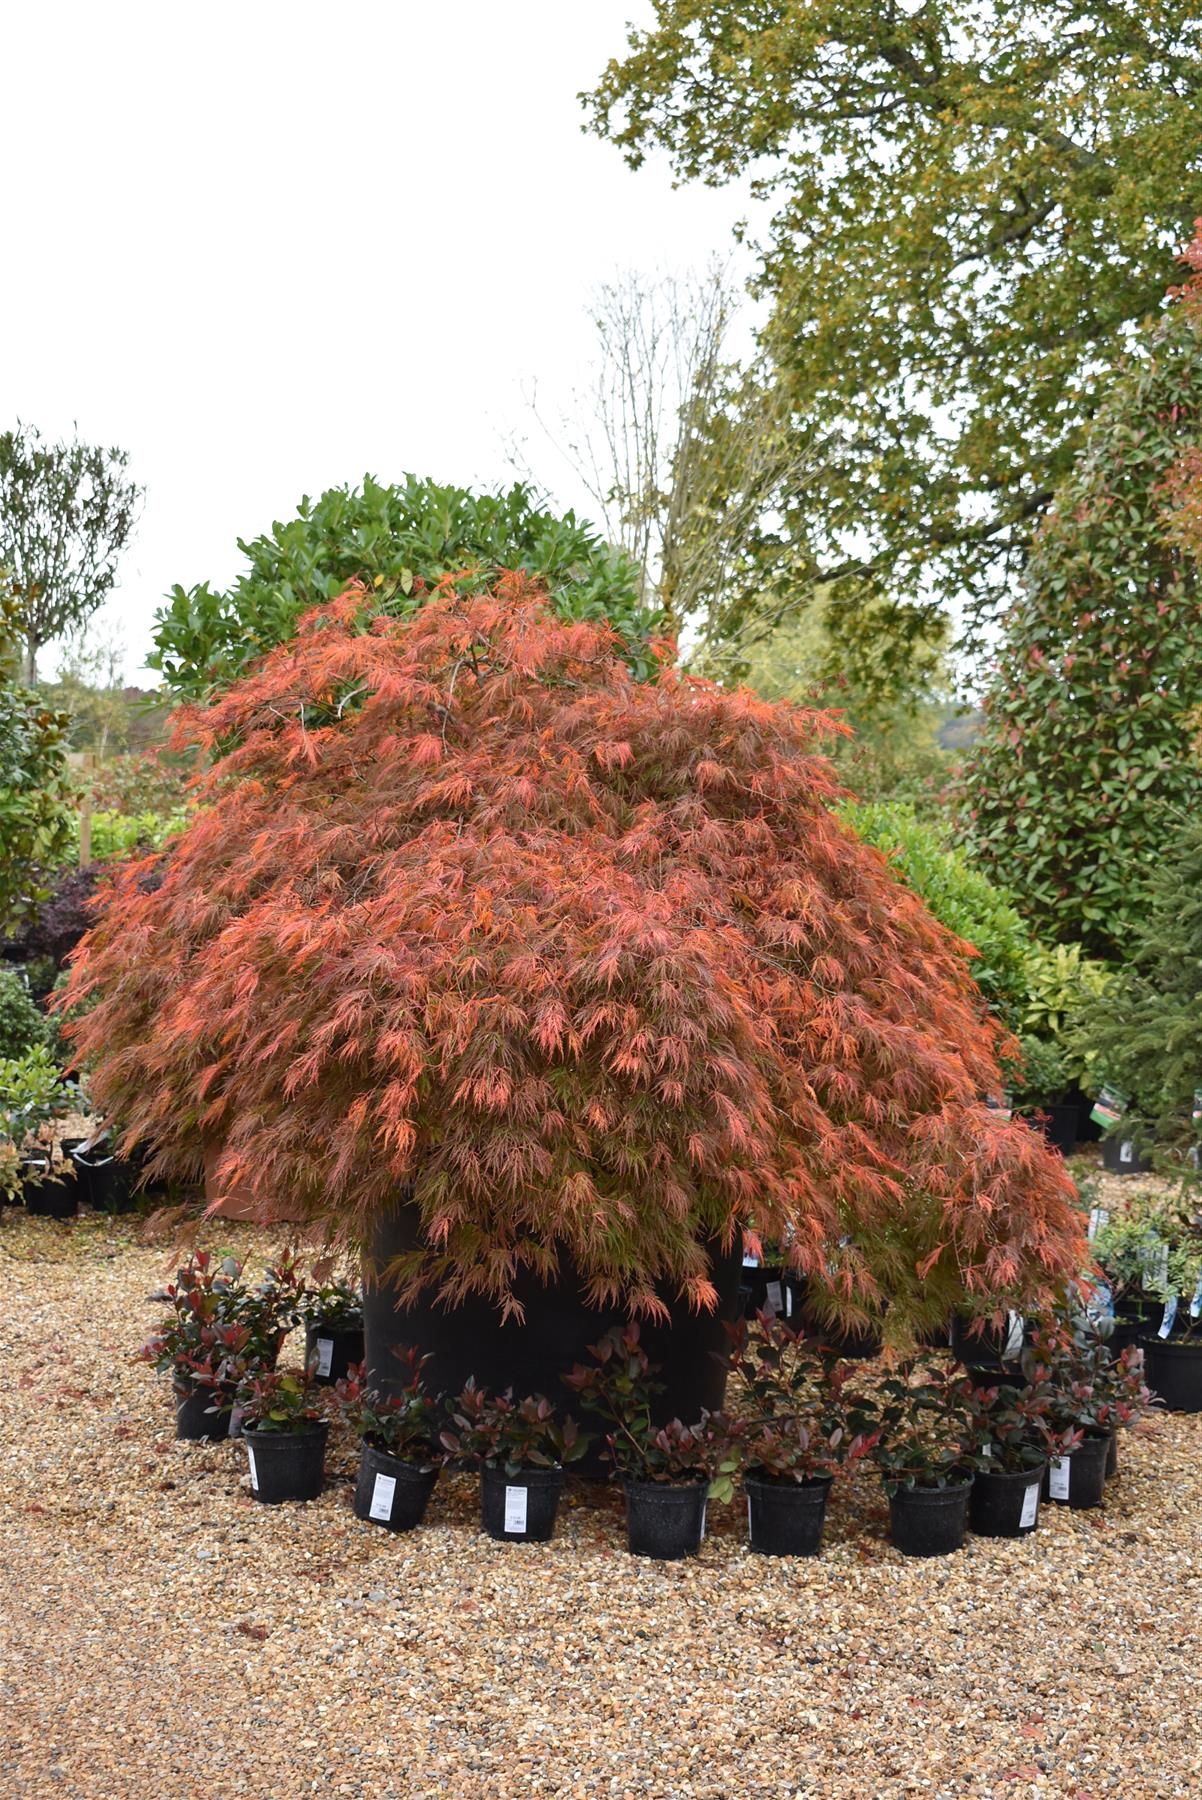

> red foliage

[{"left": 65, "top": 577, "right": 1083, "bottom": 1331}]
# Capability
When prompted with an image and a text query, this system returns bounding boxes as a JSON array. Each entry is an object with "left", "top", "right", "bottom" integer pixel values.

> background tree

[
  {"left": 0, "top": 423, "right": 141, "bottom": 682},
  {"left": 586, "top": 2, "right": 1202, "bottom": 646},
  {"left": 150, "top": 475, "right": 657, "bottom": 701},
  {"left": 68, "top": 576, "right": 1082, "bottom": 1340},
  {"left": 0, "top": 590, "right": 72, "bottom": 934},
  {"left": 958, "top": 221, "right": 1202, "bottom": 959}
]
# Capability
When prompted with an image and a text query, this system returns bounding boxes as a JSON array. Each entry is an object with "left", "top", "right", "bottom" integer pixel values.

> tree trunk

[{"left": 20, "top": 640, "right": 37, "bottom": 685}]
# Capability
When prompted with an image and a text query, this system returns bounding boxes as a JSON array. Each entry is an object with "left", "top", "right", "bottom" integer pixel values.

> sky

[{"left": 1, "top": 2, "right": 761, "bottom": 681}]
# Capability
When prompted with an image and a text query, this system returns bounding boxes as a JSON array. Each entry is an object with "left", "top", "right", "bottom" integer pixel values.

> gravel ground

[{"left": 2, "top": 1198, "right": 1200, "bottom": 1800}]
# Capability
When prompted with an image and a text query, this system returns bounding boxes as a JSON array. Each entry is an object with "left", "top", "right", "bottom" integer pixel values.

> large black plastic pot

[
  {"left": 624, "top": 1477, "right": 708, "bottom": 1559},
  {"left": 969, "top": 1463, "right": 1045, "bottom": 1538},
  {"left": 480, "top": 1465, "right": 565, "bottom": 1543},
  {"left": 740, "top": 1262, "right": 786, "bottom": 1320},
  {"left": 173, "top": 1379, "right": 236, "bottom": 1441},
  {"left": 1142, "top": 1336, "right": 1202, "bottom": 1413},
  {"left": 21, "top": 1158, "right": 77, "bottom": 1219},
  {"left": 72, "top": 1143, "right": 136, "bottom": 1212},
  {"left": 950, "top": 1314, "right": 1025, "bottom": 1379},
  {"left": 305, "top": 1319, "right": 364, "bottom": 1385},
  {"left": 1102, "top": 1135, "right": 1153, "bottom": 1175},
  {"left": 887, "top": 1477, "right": 973, "bottom": 1557},
  {"left": 243, "top": 1420, "right": 329, "bottom": 1503},
  {"left": 745, "top": 1472, "right": 831, "bottom": 1556},
  {"left": 1027, "top": 1103, "right": 1078, "bottom": 1157},
  {"left": 353, "top": 1440, "right": 438, "bottom": 1531},
  {"left": 362, "top": 1206, "right": 744, "bottom": 1468},
  {"left": 1044, "top": 1431, "right": 1109, "bottom": 1509}
]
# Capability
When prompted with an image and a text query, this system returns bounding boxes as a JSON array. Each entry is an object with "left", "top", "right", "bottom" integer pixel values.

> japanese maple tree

[{"left": 65, "top": 577, "right": 1082, "bottom": 1337}]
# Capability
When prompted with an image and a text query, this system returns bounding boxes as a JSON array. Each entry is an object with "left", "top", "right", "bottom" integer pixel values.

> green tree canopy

[
  {"left": 0, "top": 594, "right": 72, "bottom": 933},
  {"left": 150, "top": 475, "right": 659, "bottom": 700},
  {"left": 0, "top": 423, "right": 141, "bottom": 683},
  {"left": 586, "top": 3, "right": 1202, "bottom": 642},
  {"left": 958, "top": 223, "right": 1202, "bottom": 958}
]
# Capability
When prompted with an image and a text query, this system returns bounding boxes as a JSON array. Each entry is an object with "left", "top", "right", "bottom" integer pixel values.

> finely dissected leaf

[{"left": 66, "top": 575, "right": 1082, "bottom": 1329}]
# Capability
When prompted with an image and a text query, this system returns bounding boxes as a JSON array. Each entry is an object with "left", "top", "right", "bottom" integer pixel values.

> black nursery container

[
  {"left": 1102, "top": 1135, "right": 1153, "bottom": 1175},
  {"left": 243, "top": 1420, "right": 329, "bottom": 1503},
  {"left": 72, "top": 1143, "right": 135, "bottom": 1212},
  {"left": 1108, "top": 1304, "right": 1159, "bottom": 1358},
  {"left": 1142, "top": 1337, "right": 1202, "bottom": 1413},
  {"left": 1030, "top": 1103, "right": 1078, "bottom": 1157},
  {"left": 305, "top": 1319, "right": 365, "bottom": 1385},
  {"left": 21, "top": 1158, "right": 77, "bottom": 1219},
  {"left": 354, "top": 1441, "right": 438, "bottom": 1531},
  {"left": 969, "top": 1464, "right": 1045, "bottom": 1538},
  {"left": 745, "top": 1473, "right": 831, "bottom": 1556},
  {"left": 479, "top": 1465, "right": 564, "bottom": 1542},
  {"left": 950, "top": 1314, "right": 1025, "bottom": 1378},
  {"left": 173, "top": 1379, "right": 236, "bottom": 1441},
  {"left": 888, "top": 1476, "right": 973, "bottom": 1557},
  {"left": 1044, "top": 1432, "right": 1109, "bottom": 1509},
  {"left": 624, "top": 1478, "right": 708, "bottom": 1559}
]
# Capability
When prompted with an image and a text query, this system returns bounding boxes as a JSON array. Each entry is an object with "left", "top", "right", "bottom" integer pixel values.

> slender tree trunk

[{"left": 20, "top": 639, "right": 37, "bottom": 685}]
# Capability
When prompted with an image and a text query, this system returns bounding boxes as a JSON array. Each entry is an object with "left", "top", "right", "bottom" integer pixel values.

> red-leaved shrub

[{"left": 64, "top": 578, "right": 1082, "bottom": 1335}]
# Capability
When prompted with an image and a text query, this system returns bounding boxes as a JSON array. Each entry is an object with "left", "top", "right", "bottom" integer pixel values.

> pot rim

[
  {"left": 744, "top": 1469, "right": 834, "bottom": 1492},
  {"left": 242, "top": 1417, "right": 330, "bottom": 1443}
]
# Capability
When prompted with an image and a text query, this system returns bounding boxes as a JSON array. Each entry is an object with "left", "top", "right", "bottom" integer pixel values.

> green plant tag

[{"left": 1090, "top": 1084, "right": 1126, "bottom": 1130}]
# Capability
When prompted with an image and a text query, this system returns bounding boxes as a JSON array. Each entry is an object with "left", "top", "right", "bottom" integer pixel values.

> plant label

[
  {"left": 1087, "top": 1206, "right": 1109, "bottom": 1242},
  {"left": 227, "top": 1405, "right": 244, "bottom": 1439},
  {"left": 369, "top": 1472, "right": 396, "bottom": 1522},
  {"left": 1191, "top": 1273, "right": 1202, "bottom": 1321},
  {"left": 1118, "top": 1139, "right": 1135, "bottom": 1165},
  {"left": 742, "top": 1252, "right": 760, "bottom": 1269},
  {"left": 981, "top": 1442, "right": 992, "bottom": 1458},
  {"left": 1003, "top": 1312, "right": 1024, "bottom": 1360},
  {"left": 1143, "top": 1240, "right": 1170, "bottom": 1290},
  {"left": 1090, "top": 1085, "right": 1126, "bottom": 1130},
  {"left": 1159, "top": 1297, "right": 1178, "bottom": 1339},
  {"left": 700, "top": 1500, "right": 707, "bottom": 1541},
  {"left": 766, "top": 1280, "right": 783, "bottom": 1315},
  {"left": 315, "top": 1337, "right": 334, "bottom": 1378},
  {"left": 503, "top": 1485, "right": 528, "bottom": 1533},
  {"left": 1019, "top": 1484, "right": 1040, "bottom": 1529},
  {"left": 246, "top": 1444, "right": 259, "bottom": 1492},
  {"left": 784, "top": 1284, "right": 794, "bottom": 1318},
  {"left": 1048, "top": 1456, "right": 1070, "bottom": 1501}
]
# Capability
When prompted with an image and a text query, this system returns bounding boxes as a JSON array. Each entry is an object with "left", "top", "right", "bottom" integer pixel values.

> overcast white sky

[{"left": 1, "top": 2, "right": 761, "bottom": 681}]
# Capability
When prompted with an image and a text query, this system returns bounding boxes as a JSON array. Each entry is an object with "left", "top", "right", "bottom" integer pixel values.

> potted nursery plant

[
  {"left": 1090, "top": 1199, "right": 1175, "bottom": 1354},
  {"left": 1134, "top": 1201, "right": 1202, "bottom": 1412},
  {"left": 70, "top": 1125, "right": 137, "bottom": 1213},
  {"left": 336, "top": 1348, "right": 443, "bottom": 1532},
  {"left": 566, "top": 1325, "right": 738, "bottom": 1560},
  {"left": 238, "top": 1365, "right": 329, "bottom": 1504},
  {"left": 1010, "top": 1034, "right": 1078, "bottom": 1157},
  {"left": 440, "top": 1380, "right": 589, "bottom": 1543},
  {"left": 1020, "top": 1316, "right": 1148, "bottom": 1508},
  {"left": 299, "top": 1272, "right": 364, "bottom": 1384},
  {"left": 65, "top": 586, "right": 1086, "bottom": 1422},
  {"left": 0, "top": 1046, "right": 85, "bottom": 1218},
  {"left": 725, "top": 1313, "right": 876, "bottom": 1555},
  {"left": 949, "top": 1302, "right": 1027, "bottom": 1379},
  {"left": 961, "top": 1379, "right": 1052, "bottom": 1538},
  {"left": 870, "top": 1367, "right": 975, "bottom": 1556}
]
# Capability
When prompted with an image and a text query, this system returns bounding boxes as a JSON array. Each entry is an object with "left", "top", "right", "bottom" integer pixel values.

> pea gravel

[{"left": 2, "top": 1206, "right": 1200, "bottom": 1800}]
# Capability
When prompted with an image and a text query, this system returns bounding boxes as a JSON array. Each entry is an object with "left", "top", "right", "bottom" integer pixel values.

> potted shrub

[
  {"left": 1089, "top": 1202, "right": 1170, "bottom": 1354},
  {"left": 0, "top": 1046, "right": 84, "bottom": 1218},
  {"left": 440, "top": 1380, "right": 588, "bottom": 1543},
  {"left": 299, "top": 1273, "right": 364, "bottom": 1384},
  {"left": 870, "top": 1368, "right": 975, "bottom": 1556},
  {"left": 962, "top": 1379, "right": 1052, "bottom": 1537},
  {"left": 725, "top": 1313, "right": 876, "bottom": 1555},
  {"left": 949, "top": 1303, "right": 1027, "bottom": 1379},
  {"left": 70, "top": 1126, "right": 136, "bottom": 1213},
  {"left": 336, "top": 1349, "right": 443, "bottom": 1531},
  {"left": 238, "top": 1366, "right": 329, "bottom": 1504},
  {"left": 1137, "top": 1210, "right": 1202, "bottom": 1412},
  {"left": 1010, "top": 1034, "right": 1077, "bottom": 1157},
  {"left": 65, "top": 586, "right": 1087, "bottom": 1417},
  {"left": 1083, "top": 1331, "right": 1154, "bottom": 1477},
  {"left": 566, "top": 1325, "right": 738, "bottom": 1560},
  {"left": 1021, "top": 1317, "right": 1146, "bottom": 1508}
]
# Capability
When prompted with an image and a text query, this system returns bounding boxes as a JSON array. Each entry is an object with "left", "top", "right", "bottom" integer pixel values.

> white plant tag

[
  {"left": 1003, "top": 1312, "right": 1024, "bottom": 1360},
  {"left": 315, "top": 1337, "right": 334, "bottom": 1378},
  {"left": 766, "top": 1280, "right": 783, "bottom": 1315},
  {"left": 1049, "top": 1456, "right": 1070, "bottom": 1501},
  {"left": 246, "top": 1444, "right": 259, "bottom": 1492},
  {"left": 1191, "top": 1273, "right": 1202, "bottom": 1321},
  {"left": 742, "top": 1252, "right": 760, "bottom": 1269},
  {"left": 700, "top": 1500, "right": 707, "bottom": 1541},
  {"left": 503, "top": 1485, "right": 528, "bottom": 1533},
  {"left": 1019, "top": 1484, "right": 1040, "bottom": 1529},
  {"left": 227, "top": 1404, "right": 243, "bottom": 1439},
  {"left": 1159, "top": 1297, "right": 1178, "bottom": 1339},
  {"left": 1119, "top": 1139, "right": 1135, "bottom": 1165},
  {"left": 368, "top": 1472, "right": 396, "bottom": 1522},
  {"left": 981, "top": 1442, "right": 992, "bottom": 1459},
  {"left": 784, "top": 1284, "right": 794, "bottom": 1318},
  {"left": 1087, "top": 1206, "right": 1109, "bottom": 1243}
]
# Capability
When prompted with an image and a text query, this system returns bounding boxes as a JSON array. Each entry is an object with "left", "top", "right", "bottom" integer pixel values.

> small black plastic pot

[
  {"left": 969, "top": 1463, "right": 1045, "bottom": 1538},
  {"left": 745, "top": 1472, "right": 831, "bottom": 1556},
  {"left": 243, "top": 1419, "right": 329, "bottom": 1503},
  {"left": 887, "top": 1476, "right": 973, "bottom": 1557},
  {"left": 1142, "top": 1336, "right": 1202, "bottom": 1413},
  {"left": 305, "top": 1319, "right": 365, "bottom": 1385},
  {"left": 479, "top": 1464, "right": 565, "bottom": 1542},
  {"left": 624, "top": 1477, "right": 708, "bottom": 1559},
  {"left": 1044, "top": 1431, "right": 1109, "bottom": 1509},
  {"left": 1101, "top": 1134, "right": 1153, "bottom": 1175},
  {"left": 173, "top": 1379, "right": 236, "bottom": 1442},
  {"left": 354, "top": 1440, "right": 438, "bottom": 1531},
  {"left": 21, "top": 1158, "right": 78, "bottom": 1219}
]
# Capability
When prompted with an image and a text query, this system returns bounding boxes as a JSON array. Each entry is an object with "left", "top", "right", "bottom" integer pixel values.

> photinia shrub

[{"left": 65, "top": 577, "right": 1082, "bottom": 1337}]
